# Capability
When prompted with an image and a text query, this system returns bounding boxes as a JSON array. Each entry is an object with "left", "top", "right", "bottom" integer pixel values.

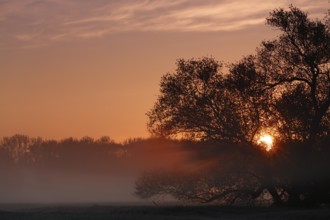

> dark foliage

[{"left": 137, "top": 6, "right": 330, "bottom": 207}]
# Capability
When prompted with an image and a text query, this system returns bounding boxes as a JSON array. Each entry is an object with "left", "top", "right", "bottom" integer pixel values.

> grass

[{"left": 0, "top": 204, "right": 330, "bottom": 220}]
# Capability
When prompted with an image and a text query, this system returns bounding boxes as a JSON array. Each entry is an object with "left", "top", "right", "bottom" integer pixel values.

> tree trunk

[{"left": 267, "top": 185, "right": 283, "bottom": 206}]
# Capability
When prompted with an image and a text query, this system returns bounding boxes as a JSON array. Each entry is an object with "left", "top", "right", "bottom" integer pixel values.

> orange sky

[{"left": 0, "top": 0, "right": 328, "bottom": 142}]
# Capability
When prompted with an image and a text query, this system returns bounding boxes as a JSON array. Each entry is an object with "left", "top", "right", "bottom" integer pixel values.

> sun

[{"left": 257, "top": 134, "right": 274, "bottom": 151}]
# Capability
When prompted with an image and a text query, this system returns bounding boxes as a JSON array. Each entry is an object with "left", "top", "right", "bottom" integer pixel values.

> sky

[{"left": 0, "top": 0, "right": 329, "bottom": 142}]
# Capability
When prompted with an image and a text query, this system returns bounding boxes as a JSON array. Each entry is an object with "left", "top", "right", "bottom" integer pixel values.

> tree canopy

[{"left": 136, "top": 6, "right": 330, "bottom": 207}]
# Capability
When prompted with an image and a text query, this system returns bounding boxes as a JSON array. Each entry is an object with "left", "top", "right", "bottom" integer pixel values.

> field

[{"left": 0, "top": 204, "right": 330, "bottom": 220}]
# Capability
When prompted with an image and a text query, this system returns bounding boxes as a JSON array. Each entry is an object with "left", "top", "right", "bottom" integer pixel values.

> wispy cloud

[
  {"left": 62, "top": 0, "right": 272, "bottom": 32},
  {"left": 0, "top": 0, "right": 328, "bottom": 49}
]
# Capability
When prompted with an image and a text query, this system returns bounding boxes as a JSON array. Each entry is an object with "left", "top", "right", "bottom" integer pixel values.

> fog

[
  {"left": 2, "top": 135, "right": 329, "bottom": 207},
  {"left": 0, "top": 135, "right": 193, "bottom": 204}
]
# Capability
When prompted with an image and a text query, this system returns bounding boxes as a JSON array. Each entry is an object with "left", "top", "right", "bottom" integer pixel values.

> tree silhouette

[
  {"left": 258, "top": 6, "right": 330, "bottom": 143},
  {"left": 136, "top": 6, "right": 330, "bottom": 206},
  {"left": 147, "top": 57, "right": 264, "bottom": 143}
]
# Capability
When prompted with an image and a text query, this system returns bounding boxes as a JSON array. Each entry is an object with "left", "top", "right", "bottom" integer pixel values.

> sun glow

[{"left": 257, "top": 134, "right": 274, "bottom": 151}]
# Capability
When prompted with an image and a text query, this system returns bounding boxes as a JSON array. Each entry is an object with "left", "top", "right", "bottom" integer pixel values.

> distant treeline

[
  {"left": 0, "top": 135, "right": 121, "bottom": 169},
  {"left": 0, "top": 134, "right": 195, "bottom": 171}
]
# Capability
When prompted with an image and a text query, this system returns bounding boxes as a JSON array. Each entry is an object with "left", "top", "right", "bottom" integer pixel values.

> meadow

[{"left": 0, "top": 204, "right": 330, "bottom": 220}]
